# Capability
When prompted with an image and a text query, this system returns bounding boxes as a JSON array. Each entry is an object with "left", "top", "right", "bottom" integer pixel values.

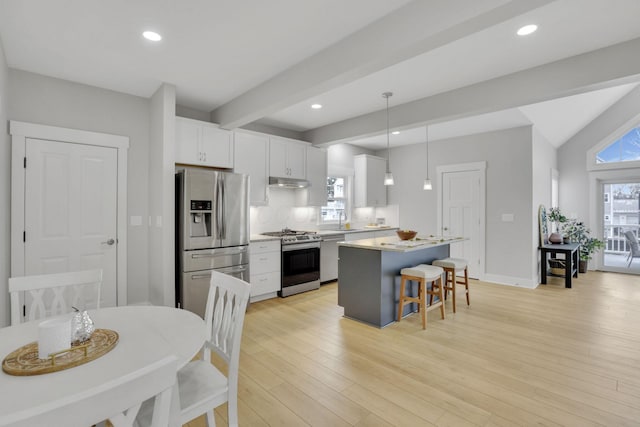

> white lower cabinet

[
  {"left": 320, "top": 234, "right": 344, "bottom": 283},
  {"left": 250, "top": 240, "right": 281, "bottom": 301}
]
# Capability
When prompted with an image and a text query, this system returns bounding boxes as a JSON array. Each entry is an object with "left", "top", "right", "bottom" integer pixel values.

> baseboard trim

[{"left": 481, "top": 274, "right": 538, "bottom": 289}]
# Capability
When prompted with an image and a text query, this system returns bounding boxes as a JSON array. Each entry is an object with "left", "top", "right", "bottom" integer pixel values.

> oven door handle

[{"left": 282, "top": 242, "right": 321, "bottom": 251}]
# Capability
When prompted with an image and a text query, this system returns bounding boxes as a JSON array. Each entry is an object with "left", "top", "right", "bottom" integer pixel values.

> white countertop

[
  {"left": 338, "top": 235, "right": 466, "bottom": 252},
  {"left": 250, "top": 227, "right": 399, "bottom": 242},
  {"left": 250, "top": 234, "right": 281, "bottom": 242}
]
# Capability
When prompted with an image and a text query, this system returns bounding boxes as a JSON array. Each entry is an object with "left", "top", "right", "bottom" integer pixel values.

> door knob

[{"left": 102, "top": 238, "right": 115, "bottom": 245}]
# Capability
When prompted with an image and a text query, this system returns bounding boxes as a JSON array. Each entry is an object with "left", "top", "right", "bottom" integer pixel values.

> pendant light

[
  {"left": 423, "top": 125, "right": 432, "bottom": 190},
  {"left": 382, "top": 92, "right": 394, "bottom": 186}
]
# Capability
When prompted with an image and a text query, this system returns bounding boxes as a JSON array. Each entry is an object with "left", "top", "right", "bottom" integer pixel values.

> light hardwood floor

[{"left": 188, "top": 271, "right": 640, "bottom": 427}]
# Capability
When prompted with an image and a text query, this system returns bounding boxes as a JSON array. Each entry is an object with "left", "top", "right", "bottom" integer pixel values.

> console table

[{"left": 539, "top": 242, "right": 580, "bottom": 288}]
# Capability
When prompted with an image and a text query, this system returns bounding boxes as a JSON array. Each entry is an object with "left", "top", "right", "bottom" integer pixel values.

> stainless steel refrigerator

[{"left": 176, "top": 167, "right": 249, "bottom": 318}]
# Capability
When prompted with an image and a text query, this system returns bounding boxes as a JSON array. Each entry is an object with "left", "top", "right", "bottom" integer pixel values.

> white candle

[{"left": 38, "top": 317, "right": 71, "bottom": 359}]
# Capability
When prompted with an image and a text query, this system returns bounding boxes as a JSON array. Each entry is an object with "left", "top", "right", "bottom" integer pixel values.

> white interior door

[
  {"left": 24, "top": 138, "right": 118, "bottom": 307},
  {"left": 442, "top": 170, "right": 481, "bottom": 278}
]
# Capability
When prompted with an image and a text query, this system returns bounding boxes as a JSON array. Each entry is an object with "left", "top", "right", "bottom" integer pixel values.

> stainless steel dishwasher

[{"left": 320, "top": 234, "right": 345, "bottom": 283}]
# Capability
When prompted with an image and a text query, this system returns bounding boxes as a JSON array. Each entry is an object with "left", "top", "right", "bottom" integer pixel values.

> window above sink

[{"left": 320, "top": 176, "right": 350, "bottom": 226}]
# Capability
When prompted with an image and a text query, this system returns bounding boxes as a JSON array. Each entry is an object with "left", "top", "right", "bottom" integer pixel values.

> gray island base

[{"left": 337, "top": 236, "right": 464, "bottom": 328}]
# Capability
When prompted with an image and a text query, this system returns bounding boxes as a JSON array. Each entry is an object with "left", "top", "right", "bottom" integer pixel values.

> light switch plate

[
  {"left": 501, "top": 213, "right": 514, "bottom": 222},
  {"left": 130, "top": 216, "right": 142, "bottom": 226}
]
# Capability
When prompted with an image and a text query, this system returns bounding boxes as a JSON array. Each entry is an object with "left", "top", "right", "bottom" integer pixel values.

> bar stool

[
  {"left": 397, "top": 264, "right": 445, "bottom": 329},
  {"left": 432, "top": 258, "right": 469, "bottom": 313}
]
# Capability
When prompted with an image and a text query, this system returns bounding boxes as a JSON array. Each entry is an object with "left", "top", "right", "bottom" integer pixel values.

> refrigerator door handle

[
  {"left": 190, "top": 273, "right": 212, "bottom": 280},
  {"left": 191, "top": 248, "right": 247, "bottom": 258},
  {"left": 220, "top": 176, "right": 226, "bottom": 240},
  {"left": 216, "top": 177, "right": 223, "bottom": 241}
]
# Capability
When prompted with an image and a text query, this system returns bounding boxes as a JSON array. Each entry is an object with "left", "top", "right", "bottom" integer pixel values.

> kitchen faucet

[{"left": 338, "top": 210, "right": 347, "bottom": 230}]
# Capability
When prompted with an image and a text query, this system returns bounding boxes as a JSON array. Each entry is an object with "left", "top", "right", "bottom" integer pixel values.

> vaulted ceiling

[{"left": 1, "top": 0, "right": 640, "bottom": 149}]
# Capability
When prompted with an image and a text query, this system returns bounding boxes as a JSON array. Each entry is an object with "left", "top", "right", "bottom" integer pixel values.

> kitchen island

[{"left": 338, "top": 236, "right": 465, "bottom": 327}]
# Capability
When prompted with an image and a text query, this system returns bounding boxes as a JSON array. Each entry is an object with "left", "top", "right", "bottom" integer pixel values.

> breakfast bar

[{"left": 337, "top": 236, "right": 465, "bottom": 327}]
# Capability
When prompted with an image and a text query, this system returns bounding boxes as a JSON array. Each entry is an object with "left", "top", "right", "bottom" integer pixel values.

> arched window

[
  {"left": 588, "top": 121, "right": 640, "bottom": 171},
  {"left": 596, "top": 127, "right": 640, "bottom": 164}
]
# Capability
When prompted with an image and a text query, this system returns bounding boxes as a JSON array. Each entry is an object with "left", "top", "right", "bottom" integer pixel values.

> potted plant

[
  {"left": 562, "top": 219, "right": 605, "bottom": 273},
  {"left": 547, "top": 207, "right": 567, "bottom": 243},
  {"left": 578, "top": 236, "right": 605, "bottom": 273}
]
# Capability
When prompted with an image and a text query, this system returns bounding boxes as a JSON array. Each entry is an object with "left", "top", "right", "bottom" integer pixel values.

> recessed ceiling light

[
  {"left": 311, "top": 103, "right": 323, "bottom": 109},
  {"left": 143, "top": 31, "right": 162, "bottom": 42},
  {"left": 517, "top": 24, "right": 537, "bottom": 36},
  {"left": 392, "top": 131, "right": 400, "bottom": 135}
]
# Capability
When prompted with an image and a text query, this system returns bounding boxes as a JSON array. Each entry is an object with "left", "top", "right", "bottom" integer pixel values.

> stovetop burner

[
  {"left": 261, "top": 228, "right": 317, "bottom": 237},
  {"left": 261, "top": 229, "right": 321, "bottom": 244}
]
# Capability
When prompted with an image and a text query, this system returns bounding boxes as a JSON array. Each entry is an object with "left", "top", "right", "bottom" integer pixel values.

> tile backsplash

[{"left": 249, "top": 188, "right": 398, "bottom": 234}]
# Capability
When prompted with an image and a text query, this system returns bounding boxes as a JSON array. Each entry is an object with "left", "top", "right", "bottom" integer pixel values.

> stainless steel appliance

[
  {"left": 320, "top": 234, "right": 345, "bottom": 283},
  {"left": 261, "top": 229, "right": 321, "bottom": 297},
  {"left": 176, "top": 168, "right": 249, "bottom": 318}
]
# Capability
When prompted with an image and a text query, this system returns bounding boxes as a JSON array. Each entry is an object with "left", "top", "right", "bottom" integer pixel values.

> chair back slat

[
  {"left": 204, "top": 272, "right": 250, "bottom": 363},
  {"left": 9, "top": 269, "right": 103, "bottom": 325}
]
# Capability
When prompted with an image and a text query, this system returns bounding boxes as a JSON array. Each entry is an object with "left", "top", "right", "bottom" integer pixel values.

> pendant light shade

[
  {"left": 382, "top": 92, "right": 394, "bottom": 186},
  {"left": 384, "top": 172, "right": 395, "bottom": 186},
  {"left": 423, "top": 124, "right": 432, "bottom": 191}
]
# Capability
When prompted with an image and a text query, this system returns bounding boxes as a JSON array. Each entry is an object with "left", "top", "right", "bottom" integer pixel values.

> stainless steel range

[{"left": 261, "top": 229, "right": 321, "bottom": 297}]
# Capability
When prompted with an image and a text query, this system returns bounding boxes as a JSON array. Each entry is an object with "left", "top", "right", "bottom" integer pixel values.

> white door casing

[
  {"left": 10, "top": 121, "right": 128, "bottom": 307},
  {"left": 437, "top": 162, "right": 486, "bottom": 280},
  {"left": 24, "top": 138, "right": 118, "bottom": 307}
]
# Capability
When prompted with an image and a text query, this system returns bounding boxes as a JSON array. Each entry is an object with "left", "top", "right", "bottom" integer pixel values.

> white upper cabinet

[
  {"left": 354, "top": 154, "right": 387, "bottom": 207},
  {"left": 269, "top": 137, "right": 306, "bottom": 179},
  {"left": 234, "top": 131, "right": 269, "bottom": 206},
  {"left": 296, "top": 146, "right": 327, "bottom": 206},
  {"left": 175, "top": 117, "right": 233, "bottom": 168}
]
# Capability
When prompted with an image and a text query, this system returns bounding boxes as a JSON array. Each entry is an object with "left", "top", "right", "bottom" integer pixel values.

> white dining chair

[
  {"left": 137, "top": 271, "right": 251, "bottom": 427},
  {"left": 8, "top": 269, "right": 103, "bottom": 326},
  {"left": 0, "top": 355, "right": 177, "bottom": 427}
]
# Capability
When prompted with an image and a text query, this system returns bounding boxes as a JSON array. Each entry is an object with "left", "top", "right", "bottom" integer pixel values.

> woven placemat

[{"left": 2, "top": 328, "right": 119, "bottom": 376}]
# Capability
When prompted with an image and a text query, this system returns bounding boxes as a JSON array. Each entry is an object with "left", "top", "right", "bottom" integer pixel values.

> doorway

[
  {"left": 437, "top": 162, "right": 486, "bottom": 279},
  {"left": 10, "top": 121, "right": 129, "bottom": 307},
  {"left": 601, "top": 181, "right": 640, "bottom": 274}
]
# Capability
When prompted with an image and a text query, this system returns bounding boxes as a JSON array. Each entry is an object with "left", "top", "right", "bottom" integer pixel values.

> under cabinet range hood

[{"left": 268, "top": 176, "right": 310, "bottom": 188}]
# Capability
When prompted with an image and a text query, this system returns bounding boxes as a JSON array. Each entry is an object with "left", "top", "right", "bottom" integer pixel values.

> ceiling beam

[
  {"left": 210, "top": 0, "right": 555, "bottom": 130},
  {"left": 304, "top": 36, "right": 640, "bottom": 145}
]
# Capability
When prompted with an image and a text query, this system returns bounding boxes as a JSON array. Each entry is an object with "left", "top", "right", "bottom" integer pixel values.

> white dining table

[{"left": 0, "top": 305, "right": 207, "bottom": 426}]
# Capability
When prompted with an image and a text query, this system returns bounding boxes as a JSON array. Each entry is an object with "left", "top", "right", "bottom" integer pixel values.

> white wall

[
  {"left": 149, "top": 84, "right": 176, "bottom": 306},
  {"left": 0, "top": 39, "right": 10, "bottom": 326},
  {"left": 327, "top": 143, "right": 375, "bottom": 171},
  {"left": 559, "top": 85, "right": 640, "bottom": 226},
  {"left": 383, "top": 126, "right": 535, "bottom": 286},
  {"left": 8, "top": 70, "right": 151, "bottom": 304},
  {"left": 532, "top": 128, "right": 557, "bottom": 282}
]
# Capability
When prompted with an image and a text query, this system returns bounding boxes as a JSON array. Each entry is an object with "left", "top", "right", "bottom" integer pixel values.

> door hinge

[
  {"left": 23, "top": 231, "right": 26, "bottom": 242},
  {"left": 23, "top": 157, "right": 27, "bottom": 168}
]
